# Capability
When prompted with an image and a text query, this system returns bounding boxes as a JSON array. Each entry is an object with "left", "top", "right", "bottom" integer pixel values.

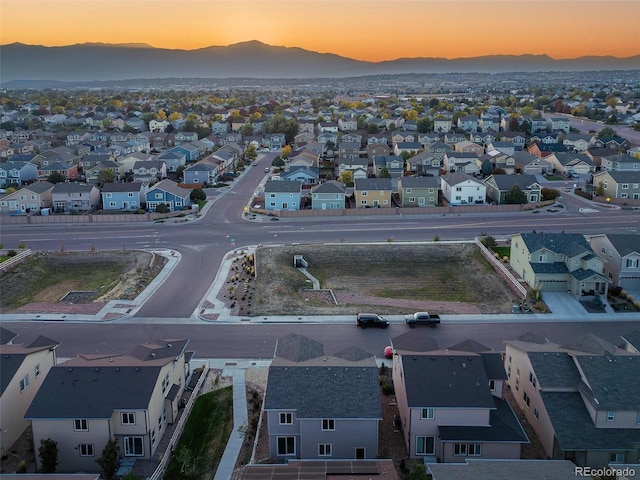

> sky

[{"left": 1, "top": 0, "right": 639, "bottom": 61}]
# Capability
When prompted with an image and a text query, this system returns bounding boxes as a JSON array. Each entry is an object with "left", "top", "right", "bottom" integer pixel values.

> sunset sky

[{"left": 2, "top": 0, "right": 639, "bottom": 61}]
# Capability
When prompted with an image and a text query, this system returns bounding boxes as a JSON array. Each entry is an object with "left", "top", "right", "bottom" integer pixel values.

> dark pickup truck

[{"left": 405, "top": 312, "right": 441, "bottom": 327}]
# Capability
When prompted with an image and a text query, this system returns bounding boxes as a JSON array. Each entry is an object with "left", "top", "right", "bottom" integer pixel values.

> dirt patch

[
  {"left": 222, "top": 244, "right": 518, "bottom": 316},
  {"left": 0, "top": 250, "right": 166, "bottom": 313}
]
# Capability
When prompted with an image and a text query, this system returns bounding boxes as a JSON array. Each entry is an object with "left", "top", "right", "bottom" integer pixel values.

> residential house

[
  {"left": 174, "top": 131, "right": 198, "bottom": 144},
  {"left": 480, "top": 112, "right": 501, "bottom": 132},
  {"left": 532, "top": 133, "right": 559, "bottom": 145},
  {"left": 337, "top": 141, "right": 360, "bottom": 161},
  {"left": 393, "top": 141, "right": 422, "bottom": 157},
  {"left": 373, "top": 155, "right": 404, "bottom": 178},
  {"left": 545, "top": 152, "right": 595, "bottom": 176},
  {"left": 37, "top": 162, "right": 79, "bottom": 181},
  {"left": 366, "top": 135, "right": 389, "bottom": 146},
  {"left": 433, "top": 116, "right": 452, "bottom": 133},
  {"left": 440, "top": 172, "right": 486, "bottom": 206},
  {"left": 167, "top": 143, "right": 200, "bottom": 162},
  {"left": 391, "top": 330, "right": 528, "bottom": 463},
  {"left": 25, "top": 339, "right": 191, "bottom": 473},
  {"left": 118, "top": 152, "right": 155, "bottom": 176},
  {"left": 392, "top": 132, "right": 416, "bottom": 146},
  {"left": 406, "top": 152, "right": 441, "bottom": 177},
  {"left": 509, "top": 233, "right": 609, "bottom": 296},
  {"left": 504, "top": 333, "right": 640, "bottom": 468},
  {"left": 563, "top": 133, "right": 594, "bottom": 152},
  {"left": 366, "top": 143, "right": 391, "bottom": 162},
  {"left": 264, "top": 334, "right": 381, "bottom": 460},
  {"left": 51, "top": 183, "right": 100, "bottom": 213},
  {"left": 427, "top": 459, "right": 579, "bottom": 480},
  {"left": 85, "top": 160, "right": 121, "bottom": 184},
  {"left": 353, "top": 178, "right": 392, "bottom": 208},
  {"left": 337, "top": 158, "right": 368, "bottom": 180},
  {"left": 288, "top": 151, "right": 319, "bottom": 170},
  {"left": 264, "top": 180, "right": 302, "bottom": 211},
  {"left": 183, "top": 162, "right": 218, "bottom": 186},
  {"left": 457, "top": 115, "right": 479, "bottom": 132},
  {"left": 444, "top": 133, "right": 468, "bottom": 146},
  {"left": 484, "top": 174, "right": 542, "bottom": 204},
  {"left": 210, "top": 145, "right": 241, "bottom": 174},
  {"left": 317, "top": 122, "right": 339, "bottom": 134},
  {"left": 397, "top": 176, "right": 439, "bottom": 207},
  {"left": 589, "top": 233, "right": 640, "bottom": 289},
  {"left": 547, "top": 117, "right": 571, "bottom": 134},
  {"left": 281, "top": 166, "right": 319, "bottom": 185},
  {"left": 0, "top": 161, "right": 37, "bottom": 187},
  {"left": 419, "top": 133, "right": 441, "bottom": 146},
  {"left": 594, "top": 136, "right": 632, "bottom": 151},
  {"left": 480, "top": 150, "right": 517, "bottom": 175},
  {"left": 0, "top": 330, "right": 59, "bottom": 457},
  {"left": 318, "top": 132, "right": 339, "bottom": 151},
  {"left": 528, "top": 143, "right": 567, "bottom": 158},
  {"left": 499, "top": 132, "right": 527, "bottom": 150},
  {"left": 132, "top": 160, "right": 166, "bottom": 184},
  {"left": 338, "top": 115, "right": 358, "bottom": 131},
  {"left": 444, "top": 152, "right": 480, "bottom": 175},
  {"left": 469, "top": 132, "right": 497, "bottom": 147},
  {"left": 454, "top": 140, "right": 484, "bottom": 156},
  {"left": 211, "top": 120, "right": 228, "bottom": 136},
  {"left": 512, "top": 151, "right": 553, "bottom": 175},
  {"left": 601, "top": 153, "right": 640, "bottom": 172},
  {"left": 101, "top": 182, "right": 145, "bottom": 211},
  {"left": 424, "top": 142, "right": 453, "bottom": 161},
  {"left": 592, "top": 170, "right": 640, "bottom": 201},
  {"left": 341, "top": 133, "right": 362, "bottom": 145},
  {"left": 145, "top": 179, "right": 192, "bottom": 211},
  {"left": 157, "top": 151, "right": 186, "bottom": 173},
  {"left": 310, "top": 180, "right": 346, "bottom": 210},
  {"left": 486, "top": 141, "right": 516, "bottom": 157},
  {"left": 264, "top": 133, "right": 286, "bottom": 152},
  {"left": 149, "top": 119, "right": 170, "bottom": 132},
  {"left": 528, "top": 117, "right": 548, "bottom": 134},
  {"left": 0, "top": 181, "right": 54, "bottom": 214}
]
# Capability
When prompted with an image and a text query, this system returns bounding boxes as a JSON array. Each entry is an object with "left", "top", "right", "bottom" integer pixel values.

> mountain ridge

[{"left": 1, "top": 41, "right": 639, "bottom": 83}]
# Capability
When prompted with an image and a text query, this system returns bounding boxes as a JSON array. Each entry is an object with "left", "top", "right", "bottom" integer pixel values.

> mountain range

[{"left": 1, "top": 41, "right": 639, "bottom": 83}]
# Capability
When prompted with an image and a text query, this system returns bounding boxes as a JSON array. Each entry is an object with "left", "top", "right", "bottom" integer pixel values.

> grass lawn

[
  {"left": 492, "top": 246, "right": 511, "bottom": 259},
  {"left": 164, "top": 387, "right": 233, "bottom": 480}
]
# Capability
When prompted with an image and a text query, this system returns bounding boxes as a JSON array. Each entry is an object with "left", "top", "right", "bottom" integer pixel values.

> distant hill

[{"left": 1, "top": 41, "right": 639, "bottom": 83}]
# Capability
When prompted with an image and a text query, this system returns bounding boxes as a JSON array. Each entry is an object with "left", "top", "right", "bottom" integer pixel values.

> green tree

[
  {"left": 96, "top": 439, "right": 120, "bottom": 480},
  {"left": 595, "top": 181, "right": 605, "bottom": 196},
  {"left": 505, "top": 184, "right": 527, "bottom": 204},
  {"left": 597, "top": 126, "right": 616, "bottom": 138},
  {"left": 263, "top": 114, "right": 299, "bottom": 143},
  {"left": 378, "top": 167, "right": 391, "bottom": 178},
  {"left": 541, "top": 187, "right": 560, "bottom": 201},
  {"left": 39, "top": 438, "right": 58, "bottom": 473},
  {"left": 190, "top": 188, "right": 206, "bottom": 202},
  {"left": 176, "top": 165, "right": 185, "bottom": 181},
  {"left": 325, "top": 141, "right": 335, "bottom": 155},
  {"left": 47, "top": 171, "right": 65, "bottom": 184},
  {"left": 245, "top": 144, "right": 258, "bottom": 162},
  {"left": 155, "top": 203, "right": 170, "bottom": 213},
  {"left": 367, "top": 123, "right": 379, "bottom": 134},
  {"left": 401, "top": 150, "right": 416, "bottom": 162},
  {"left": 97, "top": 168, "right": 115, "bottom": 185},
  {"left": 404, "top": 461, "right": 429, "bottom": 480},
  {"left": 272, "top": 156, "right": 284, "bottom": 167},
  {"left": 481, "top": 158, "right": 494, "bottom": 176},
  {"left": 239, "top": 123, "right": 254, "bottom": 136},
  {"left": 416, "top": 117, "right": 432, "bottom": 133}
]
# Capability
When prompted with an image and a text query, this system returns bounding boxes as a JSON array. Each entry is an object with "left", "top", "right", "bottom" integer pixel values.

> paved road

[{"left": 541, "top": 112, "right": 640, "bottom": 145}]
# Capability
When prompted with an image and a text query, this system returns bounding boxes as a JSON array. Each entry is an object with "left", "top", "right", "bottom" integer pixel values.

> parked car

[
  {"left": 404, "top": 311, "right": 440, "bottom": 327},
  {"left": 265, "top": 167, "right": 270, "bottom": 173},
  {"left": 356, "top": 313, "right": 389, "bottom": 328}
]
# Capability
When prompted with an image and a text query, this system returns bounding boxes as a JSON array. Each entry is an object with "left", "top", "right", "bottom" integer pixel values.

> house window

[
  {"left": 538, "top": 255, "right": 547, "bottom": 262},
  {"left": 607, "top": 412, "right": 615, "bottom": 422},
  {"left": 155, "top": 193, "right": 162, "bottom": 199},
  {"left": 621, "top": 193, "right": 628, "bottom": 198},
  {"left": 610, "top": 453, "right": 625, "bottom": 464},
  {"left": 158, "top": 415, "right": 162, "bottom": 430},
  {"left": 455, "top": 187, "right": 462, "bottom": 191},
  {"left": 109, "top": 202, "right": 117, "bottom": 207},
  {"left": 406, "top": 188, "right": 412, "bottom": 193},
  {"left": 277, "top": 436, "right": 295, "bottom": 456},
  {"left": 74, "top": 419, "right": 88, "bottom": 431},
  {"left": 523, "top": 391, "right": 531, "bottom": 408},
  {"left": 322, "top": 419, "right": 335, "bottom": 431},
  {"left": 124, "top": 436, "right": 144, "bottom": 456},
  {"left": 34, "top": 363, "right": 40, "bottom": 377},
  {"left": 361, "top": 191, "right": 367, "bottom": 196},
  {"left": 318, "top": 444, "right": 332, "bottom": 457},
  {"left": 626, "top": 258, "right": 639, "bottom": 268},
  {"left": 488, "top": 380, "right": 495, "bottom": 391},
  {"left": 515, "top": 368, "right": 520, "bottom": 392},
  {"left": 151, "top": 429, "right": 156, "bottom": 445},
  {"left": 79, "top": 444, "right": 94, "bottom": 457},
  {"left": 621, "top": 184, "right": 629, "bottom": 189},
  {"left": 106, "top": 193, "right": 112, "bottom": 198},
  {"left": 409, "top": 197, "right": 416, "bottom": 203},
  {"left": 421, "top": 408, "right": 435, "bottom": 420},
  {"left": 534, "top": 408, "right": 539, "bottom": 420},
  {"left": 128, "top": 192, "right": 134, "bottom": 197},
  {"left": 121, "top": 413, "right": 135, "bottom": 425},
  {"left": 454, "top": 443, "right": 481, "bottom": 456},
  {"left": 415, "top": 436, "right": 435, "bottom": 455},
  {"left": 162, "top": 373, "right": 170, "bottom": 395},
  {"left": 19, "top": 374, "right": 29, "bottom": 392},
  {"left": 529, "top": 372, "right": 537, "bottom": 388},
  {"left": 279, "top": 413, "right": 293, "bottom": 425},
  {"left": 163, "top": 407, "right": 167, "bottom": 424}
]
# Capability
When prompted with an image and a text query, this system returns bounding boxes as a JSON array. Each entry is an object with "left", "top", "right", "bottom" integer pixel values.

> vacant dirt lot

[
  {"left": 240, "top": 243, "right": 517, "bottom": 316},
  {"left": 0, "top": 250, "right": 166, "bottom": 313}
]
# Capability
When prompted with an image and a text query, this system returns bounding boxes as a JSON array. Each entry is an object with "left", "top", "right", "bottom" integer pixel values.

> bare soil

[
  {"left": 221, "top": 244, "right": 518, "bottom": 316},
  {"left": 0, "top": 250, "right": 166, "bottom": 313}
]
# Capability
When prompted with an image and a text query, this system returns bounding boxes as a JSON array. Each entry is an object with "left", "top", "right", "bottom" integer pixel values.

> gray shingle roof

[
  {"left": 560, "top": 334, "right": 618, "bottom": 355},
  {"left": 274, "top": 334, "right": 324, "bottom": 362},
  {"left": 480, "top": 353, "right": 507, "bottom": 380},
  {"left": 101, "top": 182, "right": 144, "bottom": 193},
  {"left": 0, "top": 327, "right": 18, "bottom": 345},
  {"left": 24, "top": 182, "right": 55, "bottom": 194},
  {"left": 621, "top": 330, "right": 640, "bottom": 351},
  {"left": 264, "top": 180, "right": 302, "bottom": 193},
  {"left": 574, "top": 353, "right": 640, "bottom": 410},
  {"left": 147, "top": 179, "right": 190, "bottom": 199},
  {"left": 312, "top": 181, "right": 346, "bottom": 194},
  {"left": 264, "top": 366, "right": 382, "bottom": 419},
  {"left": 354, "top": 178, "right": 392, "bottom": 191},
  {"left": 528, "top": 351, "right": 581, "bottom": 388},
  {"left": 25, "top": 365, "right": 161, "bottom": 419},
  {"left": 439, "top": 396, "right": 528, "bottom": 443},
  {"left": 488, "top": 174, "right": 540, "bottom": 191},
  {"left": 401, "top": 354, "right": 495, "bottom": 409},
  {"left": 606, "top": 234, "right": 640, "bottom": 256},
  {"left": 51, "top": 183, "right": 96, "bottom": 194},
  {"left": 398, "top": 176, "right": 439, "bottom": 189},
  {"left": 447, "top": 339, "right": 491, "bottom": 353},
  {"left": 520, "top": 233, "right": 593, "bottom": 258}
]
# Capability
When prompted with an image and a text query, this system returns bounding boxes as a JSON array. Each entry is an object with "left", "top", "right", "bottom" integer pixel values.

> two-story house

[
  {"left": 354, "top": 178, "right": 392, "bottom": 208},
  {"left": 424, "top": 142, "right": 453, "bottom": 161},
  {"left": 157, "top": 150, "right": 186, "bottom": 173},
  {"left": 547, "top": 117, "right": 571, "bottom": 134},
  {"left": 600, "top": 154, "right": 640, "bottom": 172},
  {"left": 504, "top": 333, "right": 640, "bottom": 468},
  {"left": 337, "top": 158, "right": 368, "bottom": 180},
  {"left": 397, "top": 176, "right": 439, "bottom": 207},
  {"left": 337, "top": 142, "right": 360, "bottom": 161},
  {"left": 101, "top": 182, "right": 146, "bottom": 211},
  {"left": 132, "top": 160, "right": 167, "bottom": 184},
  {"left": 484, "top": 174, "right": 542, "bottom": 204},
  {"left": 545, "top": 153, "right": 595, "bottom": 176},
  {"left": 444, "top": 152, "right": 480, "bottom": 175},
  {"left": 264, "top": 334, "right": 381, "bottom": 460},
  {"left": 588, "top": 233, "right": 640, "bottom": 290},
  {"left": 0, "top": 330, "right": 59, "bottom": 457},
  {"left": 310, "top": 180, "right": 347, "bottom": 210},
  {"left": 391, "top": 330, "right": 528, "bottom": 463},
  {"left": 51, "top": 183, "right": 100, "bottom": 213},
  {"left": 509, "top": 233, "right": 609, "bottom": 297},
  {"left": 0, "top": 161, "right": 38, "bottom": 187},
  {"left": 145, "top": 179, "right": 192, "bottom": 212},
  {"left": 440, "top": 172, "right": 486, "bottom": 206},
  {"left": 25, "top": 339, "right": 191, "bottom": 473},
  {"left": 592, "top": 170, "right": 640, "bottom": 201},
  {"left": 373, "top": 155, "right": 404, "bottom": 178},
  {"left": 183, "top": 162, "right": 218, "bottom": 186},
  {"left": 0, "top": 181, "right": 55, "bottom": 214},
  {"left": 281, "top": 166, "right": 319, "bottom": 185},
  {"left": 457, "top": 115, "right": 479, "bottom": 133},
  {"left": 264, "top": 180, "right": 302, "bottom": 211}
]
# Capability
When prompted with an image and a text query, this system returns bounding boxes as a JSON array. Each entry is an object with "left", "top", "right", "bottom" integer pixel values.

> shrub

[
  {"left": 502, "top": 256, "right": 509, "bottom": 263},
  {"left": 7, "top": 249, "right": 17, "bottom": 257},
  {"left": 381, "top": 383, "right": 394, "bottom": 395},
  {"left": 433, "top": 235, "right": 440, "bottom": 241},
  {"left": 16, "top": 460, "right": 27, "bottom": 473},
  {"left": 481, "top": 236, "right": 498, "bottom": 248},
  {"left": 493, "top": 252, "right": 500, "bottom": 258},
  {"left": 620, "top": 290, "right": 627, "bottom": 298},
  {"left": 155, "top": 203, "right": 170, "bottom": 213},
  {"left": 609, "top": 286, "right": 622, "bottom": 297},
  {"left": 628, "top": 295, "right": 634, "bottom": 303},
  {"left": 18, "top": 242, "right": 26, "bottom": 249},
  {"left": 635, "top": 301, "right": 640, "bottom": 309}
]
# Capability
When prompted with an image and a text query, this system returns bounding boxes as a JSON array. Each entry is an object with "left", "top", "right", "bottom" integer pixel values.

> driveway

[{"left": 542, "top": 292, "right": 589, "bottom": 314}]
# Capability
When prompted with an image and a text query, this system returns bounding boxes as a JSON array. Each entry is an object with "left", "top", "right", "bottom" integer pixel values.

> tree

[
  {"left": 175, "top": 165, "right": 185, "bottom": 181},
  {"left": 39, "top": 438, "right": 58, "bottom": 473},
  {"left": 597, "top": 126, "right": 616, "bottom": 138},
  {"left": 416, "top": 117, "right": 432, "bottom": 133},
  {"left": 245, "top": 144, "right": 258, "bottom": 162},
  {"left": 507, "top": 115, "right": 520, "bottom": 131},
  {"left": 272, "top": 156, "right": 284, "bottom": 168},
  {"left": 190, "top": 188, "right": 206, "bottom": 202},
  {"left": 47, "top": 171, "right": 65, "bottom": 184},
  {"left": 97, "top": 169, "right": 115, "bottom": 185},
  {"left": 481, "top": 158, "right": 494, "bottom": 176},
  {"left": 168, "top": 112, "right": 182, "bottom": 122},
  {"left": 239, "top": 123, "right": 254, "bottom": 136},
  {"left": 505, "top": 184, "right": 527, "bottom": 204},
  {"left": 338, "top": 170, "right": 354, "bottom": 186},
  {"left": 155, "top": 203, "right": 170, "bottom": 213},
  {"left": 263, "top": 114, "right": 299, "bottom": 143},
  {"left": 595, "top": 181, "right": 605, "bottom": 196},
  {"left": 367, "top": 123, "right": 379, "bottom": 134},
  {"left": 96, "top": 439, "right": 120, "bottom": 480},
  {"left": 325, "top": 141, "right": 335, "bottom": 156},
  {"left": 404, "top": 461, "right": 429, "bottom": 480},
  {"left": 281, "top": 145, "right": 292, "bottom": 160},
  {"left": 541, "top": 187, "right": 560, "bottom": 201},
  {"left": 378, "top": 167, "right": 391, "bottom": 178}
]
